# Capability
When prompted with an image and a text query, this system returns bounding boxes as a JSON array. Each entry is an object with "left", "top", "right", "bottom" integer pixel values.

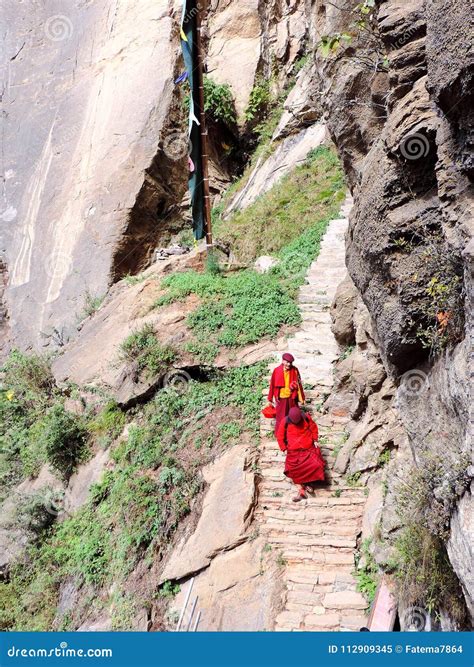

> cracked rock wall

[{"left": 314, "top": 0, "right": 473, "bottom": 622}]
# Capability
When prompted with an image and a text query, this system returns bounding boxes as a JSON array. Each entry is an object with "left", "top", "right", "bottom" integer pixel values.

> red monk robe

[
  {"left": 276, "top": 407, "right": 325, "bottom": 502},
  {"left": 267, "top": 360, "right": 305, "bottom": 434}
]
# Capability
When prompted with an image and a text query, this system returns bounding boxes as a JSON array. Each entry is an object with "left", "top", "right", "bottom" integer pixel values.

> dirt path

[{"left": 255, "top": 195, "right": 369, "bottom": 631}]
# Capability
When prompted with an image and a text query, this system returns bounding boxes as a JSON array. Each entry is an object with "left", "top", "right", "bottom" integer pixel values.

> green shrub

[
  {"left": 392, "top": 453, "right": 470, "bottom": 625},
  {"left": 1, "top": 361, "right": 268, "bottom": 630},
  {"left": 245, "top": 76, "right": 272, "bottom": 123},
  {"left": 396, "top": 454, "right": 470, "bottom": 541},
  {"left": 354, "top": 538, "right": 378, "bottom": 604},
  {"left": 0, "top": 352, "right": 59, "bottom": 498},
  {"left": 158, "top": 270, "right": 300, "bottom": 351},
  {"left": 12, "top": 489, "right": 64, "bottom": 537},
  {"left": 40, "top": 404, "right": 89, "bottom": 480},
  {"left": 394, "top": 523, "right": 468, "bottom": 625},
  {"left": 157, "top": 581, "right": 181, "bottom": 599},
  {"left": 203, "top": 77, "right": 237, "bottom": 125},
  {"left": 120, "top": 324, "right": 176, "bottom": 377},
  {"left": 77, "top": 291, "right": 104, "bottom": 321},
  {"left": 1, "top": 350, "right": 54, "bottom": 404},
  {"left": 218, "top": 421, "right": 242, "bottom": 444},
  {"left": 87, "top": 401, "right": 125, "bottom": 445},
  {"left": 345, "top": 471, "right": 362, "bottom": 487}
]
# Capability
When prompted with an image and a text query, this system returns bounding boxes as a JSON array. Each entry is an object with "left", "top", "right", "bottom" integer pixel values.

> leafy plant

[
  {"left": 203, "top": 77, "right": 237, "bottom": 125},
  {"left": 120, "top": 324, "right": 176, "bottom": 378},
  {"left": 12, "top": 490, "right": 61, "bottom": 537},
  {"left": 317, "top": 0, "right": 387, "bottom": 73},
  {"left": 218, "top": 421, "right": 242, "bottom": 444},
  {"left": 394, "top": 523, "right": 468, "bottom": 625},
  {"left": 377, "top": 449, "right": 391, "bottom": 466},
  {"left": 244, "top": 76, "right": 272, "bottom": 123},
  {"left": 346, "top": 471, "right": 362, "bottom": 487},
  {"left": 77, "top": 291, "right": 104, "bottom": 321},
  {"left": 319, "top": 32, "right": 353, "bottom": 57},
  {"left": 123, "top": 272, "right": 149, "bottom": 286},
  {"left": 1, "top": 350, "right": 54, "bottom": 403},
  {"left": 354, "top": 538, "right": 378, "bottom": 604},
  {"left": 391, "top": 452, "right": 470, "bottom": 625},
  {"left": 157, "top": 581, "right": 181, "bottom": 599},
  {"left": 87, "top": 401, "right": 125, "bottom": 446},
  {"left": 416, "top": 274, "right": 463, "bottom": 354},
  {"left": 339, "top": 344, "right": 355, "bottom": 361},
  {"left": 41, "top": 404, "right": 89, "bottom": 480},
  {"left": 395, "top": 454, "right": 470, "bottom": 541}
]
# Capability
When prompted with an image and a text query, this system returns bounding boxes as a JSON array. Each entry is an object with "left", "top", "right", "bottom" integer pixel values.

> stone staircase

[{"left": 255, "top": 195, "right": 369, "bottom": 631}]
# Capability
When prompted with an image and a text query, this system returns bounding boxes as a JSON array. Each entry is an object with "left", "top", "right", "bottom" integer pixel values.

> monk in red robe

[
  {"left": 276, "top": 406, "right": 325, "bottom": 502},
  {"left": 266, "top": 353, "right": 305, "bottom": 434}
]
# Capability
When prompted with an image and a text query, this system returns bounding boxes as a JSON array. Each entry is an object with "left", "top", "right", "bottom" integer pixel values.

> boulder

[
  {"left": 273, "top": 62, "right": 321, "bottom": 140},
  {"left": 330, "top": 273, "right": 358, "bottom": 346},
  {"left": 160, "top": 444, "right": 257, "bottom": 582},
  {"left": 254, "top": 256, "right": 279, "bottom": 274},
  {"left": 447, "top": 483, "right": 474, "bottom": 618},
  {"left": 165, "top": 537, "right": 281, "bottom": 630},
  {"left": 207, "top": 0, "right": 261, "bottom": 119}
]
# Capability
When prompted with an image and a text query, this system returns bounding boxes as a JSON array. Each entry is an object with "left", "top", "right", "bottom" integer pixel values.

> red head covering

[
  {"left": 288, "top": 407, "right": 303, "bottom": 424},
  {"left": 282, "top": 353, "right": 295, "bottom": 363}
]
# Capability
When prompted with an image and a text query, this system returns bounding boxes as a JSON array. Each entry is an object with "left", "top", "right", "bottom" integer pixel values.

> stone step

[{"left": 255, "top": 207, "right": 367, "bottom": 632}]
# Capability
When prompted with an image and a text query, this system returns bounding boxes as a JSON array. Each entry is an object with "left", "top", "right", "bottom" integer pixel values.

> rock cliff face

[
  {"left": 309, "top": 0, "right": 472, "bottom": 623},
  {"left": 1, "top": 0, "right": 187, "bottom": 351}
]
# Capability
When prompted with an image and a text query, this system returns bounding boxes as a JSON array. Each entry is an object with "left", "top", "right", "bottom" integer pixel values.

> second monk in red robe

[{"left": 267, "top": 353, "right": 305, "bottom": 434}]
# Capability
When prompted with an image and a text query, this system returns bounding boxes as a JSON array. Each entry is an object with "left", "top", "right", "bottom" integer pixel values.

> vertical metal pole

[
  {"left": 186, "top": 596, "right": 198, "bottom": 631},
  {"left": 195, "top": 0, "right": 213, "bottom": 247},
  {"left": 176, "top": 578, "right": 194, "bottom": 632},
  {"left": 192, "top": 610, "right": 202, "bottom": 631}
]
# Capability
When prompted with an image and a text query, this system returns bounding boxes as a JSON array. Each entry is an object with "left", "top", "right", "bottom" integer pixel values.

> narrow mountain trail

[{"left": 255, "top": 195, "right": 369, "bottom": 631}]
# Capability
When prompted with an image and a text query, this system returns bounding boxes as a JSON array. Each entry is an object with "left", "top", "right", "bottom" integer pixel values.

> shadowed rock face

[
  {"left": 312, "top": 0, "right": 472, "bottom": 376},
  {"left": 1, "top": 0, "right": 186, "bottom": 350},
  {"left": 316, "top": 0, "right": 473, "bottom": 622}
]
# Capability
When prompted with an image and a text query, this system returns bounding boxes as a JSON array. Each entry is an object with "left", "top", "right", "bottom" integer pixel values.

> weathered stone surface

[
  {"left": 323, "top": 590, "right": 367, "bottom": 611},
  {"left": 254, "top": 256, "right": 279, "bottom": 274},
  {"left": 65, "top": 448, "right": 110, "bottom": 513},
  {"left": 77, "top": 615, "right": 112, "bottom": 632},
  {"left": 207, "top": 0, "right": 261, "bottom": 119},
  {"left": 51, "top": 251, "right": 203, "bottom": 402},
  {"left": 304, "top": 612, "right": 340, "bottom": 628},
  {"left": 319, "top": 0, "right": 473, "bottom": 624},
  {"left": 273, "top": 63, "right": 321, "bottom": 140},
  {"left": 166, "top": 538, "right": 281, "bottom": 631},
  {"left": 330, "top": 273, "right": 358, "bottom": 346},
  {"left": 0, "top": 465, "right": 63, "bottom": 575},
  {"left": 361, "top": 478, "right": 384, "bottom": 543},
  {"left": 160, "top": 444, "right": 256, "bottom": 582}
]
